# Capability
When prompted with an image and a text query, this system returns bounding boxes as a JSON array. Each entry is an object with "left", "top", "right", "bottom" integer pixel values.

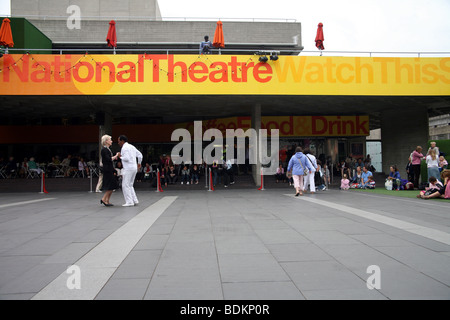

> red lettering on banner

[
  {"left": 280, "top": 117, "right": 294, "bottom": 135},
  {"left": 72, "top": 62, "right": 94, "bottom": 83},
  {"left": 312, "top": 116, "right": 327, "bottom": 135}
]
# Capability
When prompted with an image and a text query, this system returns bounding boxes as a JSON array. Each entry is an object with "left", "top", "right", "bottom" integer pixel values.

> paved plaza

[{"left": 0, "top": 187, "right": 449, "bottom": 300}]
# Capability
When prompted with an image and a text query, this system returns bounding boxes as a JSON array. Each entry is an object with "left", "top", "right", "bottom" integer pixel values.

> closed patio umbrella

[
  {"left": 213, "top": 20, "right": 225, "bottom": 54},
  {"left": 315, "top": 22, "right": 325, "bottom": 54},
  {"left": 106, "top": 20, "right": 117, "bottom": 54},
  {"left": 0, "top": 18, "right": 14, "bottom": 54}
]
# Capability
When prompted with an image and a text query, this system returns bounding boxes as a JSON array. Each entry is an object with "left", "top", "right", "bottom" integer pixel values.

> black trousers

[{"left": 412, "top": 164, "right": 421, "bottom": 188}]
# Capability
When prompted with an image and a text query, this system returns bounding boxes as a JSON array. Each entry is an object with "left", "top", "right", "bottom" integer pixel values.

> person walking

[
  {"left": 303, "top": 148, "right": 318, "bottom": 194},
  {"left": 287, "top": 146, "right": 315, "bottom": 196},
  {"left": 118, "top": 135, "right": 143, "bottom": 207},
  {"left": 100, "top": 135, "right": 120, "bottom": 206}
]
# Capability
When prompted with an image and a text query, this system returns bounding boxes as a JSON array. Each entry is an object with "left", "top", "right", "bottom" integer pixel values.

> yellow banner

[{"left": 1, "top": 53, "right": 449, "bottom": 96}]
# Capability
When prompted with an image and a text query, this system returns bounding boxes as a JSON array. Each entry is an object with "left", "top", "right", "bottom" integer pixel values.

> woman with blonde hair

[
  {"left": 100, "top": 135, "right": 120, "bottom": 206},
  {"left": 426, "top": 149, "right": 441, "bottom": 182}
]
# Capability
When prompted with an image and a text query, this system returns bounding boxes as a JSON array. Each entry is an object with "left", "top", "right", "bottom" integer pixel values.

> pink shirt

[
  {"left": 411, "top": 151, "right": 424, "bottom": 165},
  {"left": 341, "top": 178, "right": 350, "bottom": 189}
]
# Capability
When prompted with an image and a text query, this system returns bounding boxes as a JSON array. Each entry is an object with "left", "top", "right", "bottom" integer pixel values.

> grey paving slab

[
  {"left": 134, "top": 234, "right": 169, "bottom": 250},
  {"left": 254, "top": 228, "right": 311, "bottom": 245},
  {"left": 95, "top": 278, "right": 150, "bottom": 300},
  {"left": 111, "top": 250, "right": 162, "bottom": 279},
  {"left": 267, "top": 243, "right": 332, "bottom": 262},
  {"left": 375, "top": 264, "right": 450, "bottom": 299},
  {"left": 0, "top": 263, "right": 68, "bottom": 295},
  {"left": 302, "top": 288, "right": 387, "bottom": 300},
  {"left": 218, "top": 253, "right": 290, "bottom": 283},
  {"left": 0, "top": 255, "right": 48, "bottom": 288},
  {"left": 214, "top": 235, "right": 269, "bottom": 255},
  {"left": 280, "top": 260, "right": 367, "bottom": 291},
  {"left": 350, "top": 234, "right": 415, "bottom": 247},
  {"left": 300, "top": 230, "right": 362, "bottom": 245},
  {"left": 222, "top": 281, "right": 305, "bottom": 300},
  {"left": 375, "top": 246, "right": 450, "bottom": 286}
]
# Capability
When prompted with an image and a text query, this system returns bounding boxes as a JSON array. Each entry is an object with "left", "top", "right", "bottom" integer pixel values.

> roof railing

[
  {"left": 2, "top": 14, "right": 298, "bottom": 23},
  {"left": 4, "top": 47, "right": 450, "bottom": 57}
]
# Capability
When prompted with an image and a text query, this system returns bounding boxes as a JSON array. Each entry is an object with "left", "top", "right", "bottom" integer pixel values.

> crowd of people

[
  {"left": 0, "top": 154, "right": 96, "bottom": 179},
  {"left": 2, "top": 139, "right": 449, "bottom": 201}
]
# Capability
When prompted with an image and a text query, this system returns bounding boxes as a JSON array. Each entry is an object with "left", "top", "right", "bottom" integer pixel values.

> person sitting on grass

[
  {"left": 419, "top": 170, "right": 450, "bottom": 200},
  {"left": 361, "top": 165, "right": 373, "bottom": 188},
  {"left": 417, "top": 176, "right": 443, "bottom": 198},
  {"left": 387, "top": 165, "right": 402, "bottom": 190},
  {"left": 362, "top": 175, "right": 376, "bottom": 189},
  {"left": 340, "top": 174, "right": 350, "bottom": 190}
]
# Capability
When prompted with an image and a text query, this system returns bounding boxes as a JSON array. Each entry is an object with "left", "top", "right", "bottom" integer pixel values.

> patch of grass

[{"left": 349, "top": 188, "right": 450, "bottom": 202}]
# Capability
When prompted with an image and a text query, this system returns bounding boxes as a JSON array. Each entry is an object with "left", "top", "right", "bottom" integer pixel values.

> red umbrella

[
  {"left": 213, "top": 21, "right": 225, "bottom": 49},
  {"left": 106, "top": 20, "right": 117, "bottom": 53},
  {"left": 315, "top": 22, "right": 325, "bottom": 51},
  {"left": 0, "top": 18, "right": 14, "bottom": 53}
]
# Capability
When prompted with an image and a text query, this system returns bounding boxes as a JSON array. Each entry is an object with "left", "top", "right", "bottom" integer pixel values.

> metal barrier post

[
  {"left": 208, "top": 168, "right": 214, "bottom": 191},
  {"left": 258, "top": 167, "right": 265, "bottom": 191}
]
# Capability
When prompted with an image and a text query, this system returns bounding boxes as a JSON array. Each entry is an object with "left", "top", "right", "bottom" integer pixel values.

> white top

[
  {"left": 120, "top": 142, "right": 143, "bottom": 171},
  {"left": 426, "top": 155, "right": 439, "bottom": 168},
  {"left": 305, "top": 154, "right": 318, "bottom": 172}
]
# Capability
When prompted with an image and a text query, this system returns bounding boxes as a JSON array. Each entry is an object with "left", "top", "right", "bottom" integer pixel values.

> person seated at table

[
  {"left": 181, "top": 165, "right": 190, "bottom": 184},
  {"left": 5, "top": 156, "right": 18, "bottom": 178},
  {"left": 28, "top": 157, "right": 43, "bottom": 176},
  {"left": 142, "top": 163, "right": 154, "bottom": 181},
  {"left": 77, "top": 157, "right": 89, "bottom": 177},
  {"left": 191, "top": 164, "right": 200, "bottom": 184},
  {"left": 19, "top": 157, "right": 28, "bottom": 178},
  {"left": 167, "top": 165, "right": 178, "bottom": 184}
]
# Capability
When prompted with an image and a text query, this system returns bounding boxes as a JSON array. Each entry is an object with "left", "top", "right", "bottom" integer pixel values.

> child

[
  {"left": 340, "top": 174, "right": 350, "bottom": 190},
  {"left": 365, "top": 175, "right": 376, "bottom": 189},
  {"left": 439, "top": 156, "right": 448, "bottom": 172}
]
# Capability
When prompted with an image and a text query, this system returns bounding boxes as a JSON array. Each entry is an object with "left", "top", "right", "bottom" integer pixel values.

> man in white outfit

[
  {"left": 118, "top": 135, "right": 143, "bottom": 207},
  {"left": 303, "top": 148, "right": 318, "bottom": 194}
]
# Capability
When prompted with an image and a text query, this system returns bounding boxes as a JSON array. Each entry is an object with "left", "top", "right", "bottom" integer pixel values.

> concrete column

[
  {"left": 381, "top": 106, "right": 429, "bottom": 179},
  {"left": 252, "top": 103, "right": 261, "bottom": 186},
  {"left": 98, "top": 110, "right": 113, "bottom": 160}
]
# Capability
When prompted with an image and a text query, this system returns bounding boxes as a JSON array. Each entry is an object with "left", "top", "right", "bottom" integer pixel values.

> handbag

[{"left": 298, "top": 158, "right": 309, "bottom": 176}]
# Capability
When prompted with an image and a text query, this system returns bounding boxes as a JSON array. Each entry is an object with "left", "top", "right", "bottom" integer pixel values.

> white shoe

[
  {"left": 134, "top": 201, "right": 139, "bottom": 206},
  {"left": 187, "top": 182, "right": 189, "bottom": 185},
  {"left": 181, "top": 182, "right": 183, "bottom": 184},
  {"left": 122, "top": 203, "right": 134, "bottom": 207}
]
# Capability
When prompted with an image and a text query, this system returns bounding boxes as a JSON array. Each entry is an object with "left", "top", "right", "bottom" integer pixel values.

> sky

[{"left": 1, "top": 0, "right": 450, "bottom": 53}]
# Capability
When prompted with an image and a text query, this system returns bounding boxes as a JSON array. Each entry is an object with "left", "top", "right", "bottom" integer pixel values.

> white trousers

[
  {"left": 122, "top": 169, "right": 138, "bottom": 204},
  {"left": 303, "top": 171, "right": 316, "bottom": 192}
]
